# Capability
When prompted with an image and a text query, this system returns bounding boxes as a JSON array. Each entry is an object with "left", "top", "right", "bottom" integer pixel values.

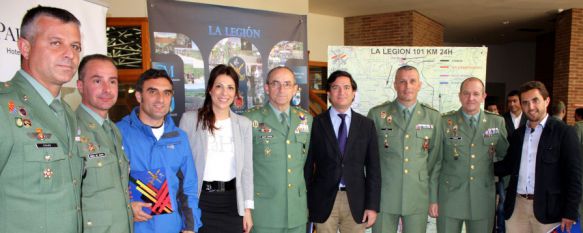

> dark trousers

[
  {"left": 199, "top": 189, "right": 242, "bottom": 233},
  {"left": 494, "top": 179, "right": 506, "bottom": 233}
]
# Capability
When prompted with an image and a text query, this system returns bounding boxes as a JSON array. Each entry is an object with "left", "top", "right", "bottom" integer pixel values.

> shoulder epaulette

[
  {"left": 420, "top": 102, "right": 439, "bottom": 112},
  {"left": 442, "top": 110, "right": 457, "bottom": 117},
  {"left": 0, "top": 81, "right": 14, "bottom": 94}
]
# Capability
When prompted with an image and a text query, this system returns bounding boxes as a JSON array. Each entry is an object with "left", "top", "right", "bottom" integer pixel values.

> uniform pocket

[
  {"left": 83, "top": 210, "right": 113, "bottom": 233},
  {"left": 83, "top": 153, "right": 116, "bottom": 194}
]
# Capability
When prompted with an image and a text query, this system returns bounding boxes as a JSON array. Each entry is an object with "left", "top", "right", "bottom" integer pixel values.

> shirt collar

[
  {"left": 268, "top": 102, "right": 290, "bottom": 119},
  {"left": 19, "top": 69, "right": 60, "bottom": 105},
  {"left": 396, "top": 101, "right": 416, "bottom": 113},
  {"left": 510, "top": 111, "right": 522, "bottom": 119},
  {"left": 527, "top": 113, "right": 549, "bottom": 129},
  {"left": 461, "top": 109, "right": 480, "bottom": 122},
  {"left": 80, "top": 103, "right": 106, "bottom": 126},
  {"left": 329, "top": 106, "right": 352, "bottom": 119}
]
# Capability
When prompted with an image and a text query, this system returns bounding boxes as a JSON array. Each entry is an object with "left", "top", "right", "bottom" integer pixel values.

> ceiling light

[{"left": 502, "top": 20, "right": 510, "bottom": 25}]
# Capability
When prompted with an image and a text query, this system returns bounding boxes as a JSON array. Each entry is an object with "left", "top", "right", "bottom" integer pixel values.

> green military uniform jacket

[
  {"left": 76, "top": 106, "right": 133, "bottom": 233},
  {"left": 244, "top": 105, "right": 312, "bottom": 229},
  {"left": 0, "top": 72, "right": 83, "bottom": 232},
  {"left": 439, "top": 109, "right": 508, "bottom": 220},
  {"left": 367, "top": 101, "right": 442, "bottom": 215}
]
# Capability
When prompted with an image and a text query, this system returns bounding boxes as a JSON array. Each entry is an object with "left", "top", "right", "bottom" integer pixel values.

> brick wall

[
  {"left": 345, "top": 10, "right": 443, "bottom": 46},
  {"left": 554, "top": 9, "right": 583, "bottom": 124}
]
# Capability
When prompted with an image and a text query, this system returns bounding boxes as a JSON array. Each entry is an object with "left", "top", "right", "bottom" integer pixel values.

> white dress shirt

[
  {"left": 517, "top": 114, "right": 549, "bottom": 195},
  {"left": 203, "top": 118, "right": 236, "bottom": 181},
  {"left": 329, "top": 107, "right": 352, "bottom": 138},
  {"left": 511, "top": 112, "right": 522, "bottom": 130}
]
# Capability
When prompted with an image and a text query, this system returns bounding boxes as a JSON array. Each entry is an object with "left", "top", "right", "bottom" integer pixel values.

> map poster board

[
  {"left": 148, "top": 0, "right": 308, "bottom": 123},
  {"left": 328, "top": 46, "right": 488, "bottom": 115}
]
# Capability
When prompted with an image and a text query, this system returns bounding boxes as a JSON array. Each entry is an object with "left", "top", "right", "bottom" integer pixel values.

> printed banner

[{"left": 147, "top": 0, "right": 308, "bottom": 122}]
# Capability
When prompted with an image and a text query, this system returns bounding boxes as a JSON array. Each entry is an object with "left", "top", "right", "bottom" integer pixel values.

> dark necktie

[{"left": 338, "top": 113, "right": 347, "bottom": 155}]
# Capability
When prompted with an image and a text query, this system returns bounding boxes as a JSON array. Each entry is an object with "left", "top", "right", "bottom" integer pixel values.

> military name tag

[
  {"left": 448, "top": 136, "right": 462, "bottom": 141},
  {"left": 36, "top": 143, "right": 58, "bottom": 148},
  {"left": 88, "top": 152, "right": 106, "bottom": 159},
  {"left": 260, "top": 135, "right": 274, "bottom": 139},
  {"left": 381, "top": 128, "right": 393, "bottom": 131}
]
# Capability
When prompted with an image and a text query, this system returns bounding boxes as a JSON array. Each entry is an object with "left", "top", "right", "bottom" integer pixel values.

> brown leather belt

[{"left": 519, "top": 194, "right": 535, "bottom": 200}]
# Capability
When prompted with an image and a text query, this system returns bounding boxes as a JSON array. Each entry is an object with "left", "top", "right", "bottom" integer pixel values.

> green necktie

[
  {"left": 103, "top": 119, "right": 118, "bottom": 154},
  {"left": 470, "top": 117, "right": 477, "bottom": 129},
  {"left": 281, "top": 112, "right": 289, "bottom": 132},
  {"left": 50, "top": 99, "right": 66, "bottom": 126},
  {"left": 403, "top": 109, "right": 410, "bottom": 123}
]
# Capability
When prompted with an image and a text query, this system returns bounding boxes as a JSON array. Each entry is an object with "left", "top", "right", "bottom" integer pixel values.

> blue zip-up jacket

[{"left": 117, "top": 107, "right": 202, "bottom": 233}]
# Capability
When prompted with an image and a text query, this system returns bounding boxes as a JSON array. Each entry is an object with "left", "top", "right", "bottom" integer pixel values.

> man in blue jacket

[{"left": 117, "top": 69, "right": 202, "bottom": 233}]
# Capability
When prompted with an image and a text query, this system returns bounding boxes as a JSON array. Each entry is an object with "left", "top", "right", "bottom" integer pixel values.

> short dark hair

[
  {"left": 459, "top": 77, "right": 484, "bottom": 93},
  {"left": 395, "top": 65, "right": 419, "bottom": 75},
  {"left": 266, "top": 66, "right": 295, "bottom": 83},
  {"left": 135, "top": 69, "right": 173, "bottom": 92},
  {"left": 507, "top": 90, "right": 520, "bottom": 98},
  {"left": 518, "top": 81, "right": 549, "bottom": 100},
  {"left": 78, "top": 54, "right": 115, "bottom": 80},
  {"left": 20, "top": 5, "right": 80, "bottom": 41},
  {"left": 326, "top": 70, "right": 357, "bottom": 91},
  {"left": 575, "top": 108, "right": 583, "bottom": 119},
  {"left": 551, "top": 100, "right": 566, "bottom": 115}
]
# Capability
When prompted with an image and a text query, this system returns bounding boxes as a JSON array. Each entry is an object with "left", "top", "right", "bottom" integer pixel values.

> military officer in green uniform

[
  {"left": 76, "top": 54, "right": 133, "bottom": 233},
  {"left": 437, "top": 77, "right": 508, "bottom": 233},
  {"left": 0, "top": 6, "right": 83, "bottom": 233},
  {"left": 368, "top": 65, "right": 443, "bottom": 233},
  {"left": 244, "top": 67, "right": 312, "bottom": 233}
]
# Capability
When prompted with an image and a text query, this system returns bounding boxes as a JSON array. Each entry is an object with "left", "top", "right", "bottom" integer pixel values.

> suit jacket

[
  {"left": 76, "top": 106, "right": 132, "bottom": 233},
  {"left": 179, "top": 110, "right": 253, "bottom": 216},
  {"left": 0, "top": 72, "right": 83, "bottom": 232},
  {"left": 367, "top": 101, "right": 443, "bottom": 215},
  {"left": 243, "top": 105, "right": 312, "bottom": 228},
  {"left": 503, "top": 111, "right": 526, "bottom": 138},
  {"left": 495, "top": 116, "right": 582, "bottom": 223},
  {"left": 439, "top": 109, "right": 508, "bottom": 220},
  {"left": 305, "top": 109, "right": 381, "bottom": 223}
]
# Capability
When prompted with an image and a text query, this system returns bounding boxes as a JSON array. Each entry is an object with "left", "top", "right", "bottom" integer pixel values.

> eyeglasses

[{"left": 268, "top": 81, "right": 296, "bottom": 89}]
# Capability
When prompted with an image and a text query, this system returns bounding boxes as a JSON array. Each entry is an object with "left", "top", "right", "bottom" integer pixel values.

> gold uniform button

[
  {"left": 287, "top": 169, "right": 292, "bottom": 173},
  {"left": 471, "top": 154, "right": 476, "bottom": 159},
  {"left": 404, "top": 158, "right": 409, "bottom": 162},
  {"left": 73, "top": 179, "right": 78, "bottom": 185},
  {"left": 127, "top": 204, "right": 131, "bottom": 208},
  {"left": 286, "top": 140, "right": 291, "bottom": 144},
  {"left": 87, "top": 221, "right": 93, "bottom": 226},
  {"left": 470, "top": 165, "right": 475, "bottom": 170},
  {"left": 404, "top": 169, "right": 409, "bottom": 174},
  {"left": 288, "top": 154, "right": 292, "bottom": 159},
  {"left": 97, "top": 162, "right": 103, "bottom": 167},
  {"left": 470, "top": 176, "right": 474, "bottom": 181},
  {"left": 405, "top": 134, "right": 410, "bottom": 139},
  {"left": 405, "top": 146, "right": 409, "bottom": 150},
  {"left": 471, "top": 143, "right": 475, "bottom": 147},
  {"left": 288, "top": 184, "right": 292, "bottom": 188},
  {"left": 44, "top": 155, "right": 51, "bottom": 161}
]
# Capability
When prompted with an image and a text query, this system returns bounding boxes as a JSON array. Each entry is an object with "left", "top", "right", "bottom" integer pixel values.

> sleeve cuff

[{"left": 244, "top": 200, "right": 254, "bottom": 209}]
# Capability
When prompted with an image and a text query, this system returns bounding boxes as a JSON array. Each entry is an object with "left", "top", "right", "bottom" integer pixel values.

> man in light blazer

[
  {"left": 305, "top": 70, "right": 381, "bottom": 233},
  {"left": 179, "top": 109, "right": 254, "bottom": 222}
]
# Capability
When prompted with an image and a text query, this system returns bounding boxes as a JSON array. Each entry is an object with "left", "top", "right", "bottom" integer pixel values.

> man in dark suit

[
  {"left": 502, "top": 90, "right": 527, "bottom": 137},
  {"left": 494, "top": 81, "right": 581, "bottom": 233},
  {"left": 305, "top": 70, "right": 381, "bottom": 233}
]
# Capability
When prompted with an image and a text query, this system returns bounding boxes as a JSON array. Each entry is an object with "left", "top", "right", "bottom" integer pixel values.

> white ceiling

[{"left": 309, "top": 0, "right": 583, "bottom": 44}]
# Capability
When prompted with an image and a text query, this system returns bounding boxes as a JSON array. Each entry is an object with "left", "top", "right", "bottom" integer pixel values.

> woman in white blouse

[{"left": 179, "top": 64, "right": 253, "bottom": 233}]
